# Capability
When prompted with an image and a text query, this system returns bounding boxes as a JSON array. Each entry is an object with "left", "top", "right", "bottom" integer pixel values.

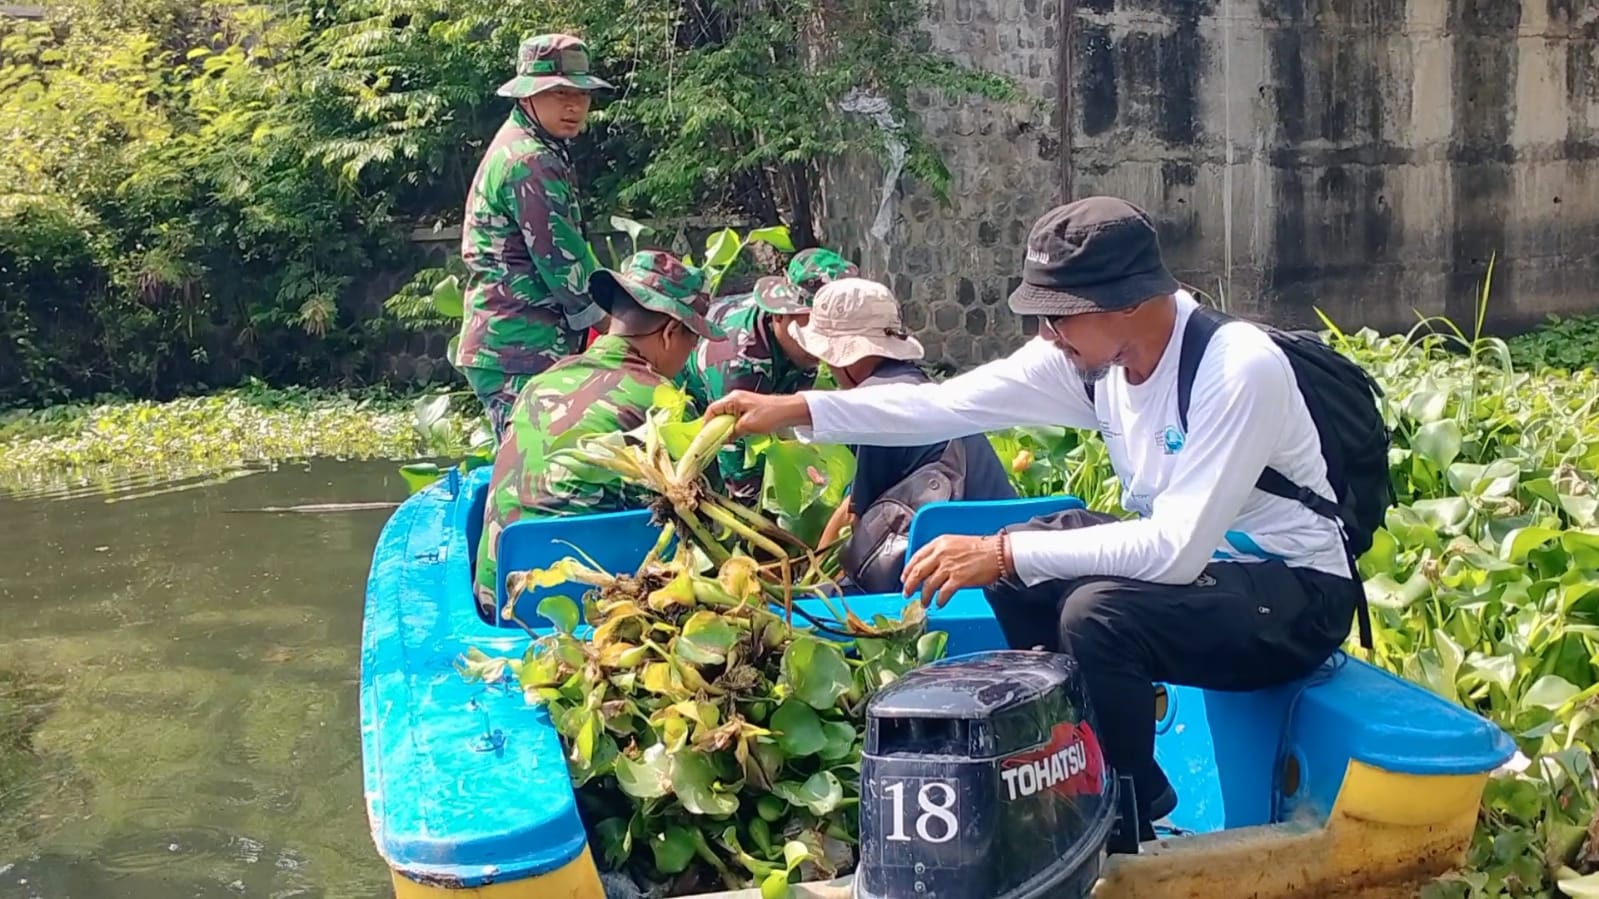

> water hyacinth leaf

[
  {"left": 648, "top": 569, "right": 698, "bottom": 612},
  {"left": 614, "top": 745, "right": 671, "bottom": 799},
  {"left": 455, "top": 646, "right": 508, "bottom": 683},
  {"left": 704, "top": 228, "right": 742, "bottom": 268},
  {"left": 1413, "top": 419, "right": 1463, "bottom": 469},
  {"left": 651, "top": 382, "right": 690, "bottom": 425},
  {"left": 1522, "top": 675, "right": 1580, "bottom": 711},
  {"left": 747, "top": 225, "right": 796, "bottom": 253},
  {"left": 761, "top": 870, "right": 792, "bottom": 899},
  {"left": 413, "top": 392, "right": 454, "bottom": 444},
  {"left": 399, "top": 462, "right": 444, "bottom": 494},
  {"left": 1403, "top": 387, "right": 1449, "bottom": 424},
  {"left": 819, "top": 721, "right": 857, "bottom": 761},
  {"left": 671, "top": 749, "right": 740, "bottom": 817},
  {"left": 642, "top": 662, "right": 681, "bottom": 695},
  {"left": 1465, "top": 652, "right": 1516, "bottom": 695},
  {"left": 1500, "top": 526, "right": 1564, "bottom": 563},
  {"left": 611, "top": 215, "right": 652, "bottom": 246},
  {"left": 770, "top": 701, "right": 827, "bottom": 757},
  {"left": 677, "top": 610, "right": 740, "bottom": 665},
  {"left": 782, "top": 637, "right": 853, "bottom": 710},
  {"left": 1560, "top": 530, "right": 1599, "bottom": 569},
  {"left": 761, "top": 441, "right": 816, "bottom": 518},
  {"left": 710, "top": 557, "right": 757, "bottom": 604},
  {"left": 429, "top": 274, "right": 464, "bottom": 317},
  {"left": 594, "top": 817, "right": 631, "bottom": 867},
  {"left": 917, "top": 631, "right": 949, "bottom": 664},
  {"left": 537, "top": 595, "right": 582, "bottom": 635},
  {"left": 756, "top": 794, "right": 785, "bottom": 822},
  {"left": 650, "top": 825, "right": 698, "bottom": 875},
  {"left": 783, "top": 839, "right": 812, "bottom": 871},
  {"left": 773, "top": 771, "right": 845, "bottom": 816},
  {"left": 1365, "top": 572, "right": 1431, "bottom": 609},
  {"left": 1410, "top": 497, "right": 1473, "bottom": 535},
  {"left": 1560, "top": 493, "right": 1599, "bottom": 528}
]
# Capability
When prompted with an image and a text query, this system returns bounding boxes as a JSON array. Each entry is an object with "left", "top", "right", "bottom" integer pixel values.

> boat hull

[{"left": 361, "top": 468, "right": 1516, "bottom": 899}]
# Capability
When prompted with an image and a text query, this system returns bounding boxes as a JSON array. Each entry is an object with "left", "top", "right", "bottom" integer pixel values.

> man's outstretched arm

[{"left": 708, "top": 337, "right": 1098, "bottom": 446}]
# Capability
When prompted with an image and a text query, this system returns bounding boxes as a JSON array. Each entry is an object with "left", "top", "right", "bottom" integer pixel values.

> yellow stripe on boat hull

[
  {"left": 384, "top": 762, "right": 1487, "bottom": 899},
  {"left": 390, "top": 844, "right": 605, "bottom": 899},
  {"left": 1091, "top": 760, "right": 1487, "bottom": 898}
]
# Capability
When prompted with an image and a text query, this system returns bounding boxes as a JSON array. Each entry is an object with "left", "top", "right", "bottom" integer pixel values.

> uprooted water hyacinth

[
  {"left": 459, "top": 553, "right": 947, "bottom": 894},
  {"left": 457, "top": 389, "right": 948, "bottom": 894}
]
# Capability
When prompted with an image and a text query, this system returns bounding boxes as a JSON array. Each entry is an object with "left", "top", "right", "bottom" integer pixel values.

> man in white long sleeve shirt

[{"left": 705, "top": 196, "right": 1362, "bottom": 840}]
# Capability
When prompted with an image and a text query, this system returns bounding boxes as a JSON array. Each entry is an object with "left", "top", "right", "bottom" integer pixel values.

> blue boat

[{"left": 360, "top": 464, "right": 1517, "bottom": 899}]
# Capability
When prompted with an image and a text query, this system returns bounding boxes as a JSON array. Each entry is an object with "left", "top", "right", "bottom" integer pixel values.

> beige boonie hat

[{"left": 787, "top": 278, "right": 925, "bottom": 368}]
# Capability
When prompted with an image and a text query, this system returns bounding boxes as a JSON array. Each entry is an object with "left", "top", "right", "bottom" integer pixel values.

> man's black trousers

[{"left": 981, "top": 509, "right": 1360, "bottom": 837}]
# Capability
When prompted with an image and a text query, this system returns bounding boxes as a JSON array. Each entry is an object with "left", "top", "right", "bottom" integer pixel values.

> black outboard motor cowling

[{"left": 855, "top": 650, "right": 1125, "bottom": 899}]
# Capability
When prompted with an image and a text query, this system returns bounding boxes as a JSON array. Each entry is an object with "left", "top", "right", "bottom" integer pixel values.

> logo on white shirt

[{"left": 1159, "top": 426, "right": 1186, "bottom": 455}]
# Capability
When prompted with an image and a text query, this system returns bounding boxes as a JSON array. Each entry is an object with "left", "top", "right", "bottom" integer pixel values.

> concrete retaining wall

[{"left": 820, "top": 0, "right": 1599, "bottom": 367}]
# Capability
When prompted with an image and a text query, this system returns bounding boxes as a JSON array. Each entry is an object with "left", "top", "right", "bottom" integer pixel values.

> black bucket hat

[{"left": 1007, "top": 196, "right": 1180, "bottom": 317}]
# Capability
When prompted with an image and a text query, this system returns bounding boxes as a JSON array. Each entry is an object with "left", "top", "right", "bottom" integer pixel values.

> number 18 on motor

[{"left": 851, "top": 651, "right": 1119, "bottom": 899}]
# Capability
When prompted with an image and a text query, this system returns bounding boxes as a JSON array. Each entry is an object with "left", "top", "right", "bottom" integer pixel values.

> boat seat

[
  {"left": 903, "top": 495, "right": 1086, "bottom": 563},
  {"left": 1152, "top": 652, "right": 1515, "bottom": 835},
  {"left": 491, "top": 509, "right": 671, "bottom": 629}
]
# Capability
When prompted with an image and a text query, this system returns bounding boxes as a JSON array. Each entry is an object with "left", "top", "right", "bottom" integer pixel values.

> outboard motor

[{"left": 855, "top": 650, "right": 1139, "bottom": 899}]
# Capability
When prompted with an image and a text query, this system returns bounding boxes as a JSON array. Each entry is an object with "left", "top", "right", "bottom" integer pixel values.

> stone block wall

[{"left": 820, "top": 0, "right": 1599, "bottom": 369}]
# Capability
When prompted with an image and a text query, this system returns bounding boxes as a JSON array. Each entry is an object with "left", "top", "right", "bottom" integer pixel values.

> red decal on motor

[{"left": 999, "top": 721, "right": 1104, "bottom": 801}]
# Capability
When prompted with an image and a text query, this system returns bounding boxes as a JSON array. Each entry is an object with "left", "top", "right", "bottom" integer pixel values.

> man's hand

[
  {"left": 901, "top": 534, "right": 1009, "bottom": 608},
  {"left": 704, "top": 391, "right": 813, "bottom": 437}
]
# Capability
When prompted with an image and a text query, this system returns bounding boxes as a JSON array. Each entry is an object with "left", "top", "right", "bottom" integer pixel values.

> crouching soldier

[
  {"left": 798, "top": 278, "right": 1018, "bottom": 593},
  {"left": 473, "top": 252, "right": 727, "bottom": 615},
  {"left": 679, "top": 247, "right": 860, "bottom": 505}
]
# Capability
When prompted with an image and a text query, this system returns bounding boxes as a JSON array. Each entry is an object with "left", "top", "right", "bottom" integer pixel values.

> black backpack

[{"left": 1087, "top": 306, "right": 1393, "bottom": 649}]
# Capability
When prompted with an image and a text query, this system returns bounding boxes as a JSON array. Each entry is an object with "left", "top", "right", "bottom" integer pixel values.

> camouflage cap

[
  {"left": 497, "top": 34, "right": 615, "bottom": 99},
  {"left": 786, "top": 248, "right": 860, "bottom": 298},
  {"left": 752, "top": 276, "right": 811, "bottom": 315},
  {"left": 590, "top": 251, "right": 728, "bottom": 341}
]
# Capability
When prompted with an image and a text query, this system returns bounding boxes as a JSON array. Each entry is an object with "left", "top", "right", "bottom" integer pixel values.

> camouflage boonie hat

[
  {"left": 752, "top": 276, "right": 811, "bottom": 315},
  {"left": 497, "top": 34, "right": 614, "bottom": 98},
  {"left": 786, "top": 248, "right": 860, "bottom": 298},
  {"left": 590, "top": 251, "right": 728, "bottom": 341}
]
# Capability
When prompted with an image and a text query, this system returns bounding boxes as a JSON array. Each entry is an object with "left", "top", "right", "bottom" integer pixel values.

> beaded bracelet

[{"left": 993, "top": 533, "right": 1012, "bottom": 580}]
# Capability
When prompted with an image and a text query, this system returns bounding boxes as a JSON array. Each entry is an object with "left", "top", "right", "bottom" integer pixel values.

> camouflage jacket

[
  {"left": 455, "top": 106, "right": 604, "bottom": 375},
  {"left": 474, "top": 334, "right": 688, "bottom": 610},
  {"left": 678, "top": 294, "right": 818, "bottom": 503}
]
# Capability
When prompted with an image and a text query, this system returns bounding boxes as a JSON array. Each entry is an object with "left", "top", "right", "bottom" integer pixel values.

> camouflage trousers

[{"left": 461, "top": 367, "right": 539, "bottom": 440}]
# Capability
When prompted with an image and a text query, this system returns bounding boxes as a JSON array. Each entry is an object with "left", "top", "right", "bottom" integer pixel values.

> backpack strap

[
  {"left": 1175, "top": 305, "right": 1224, "bottom": 432},
  {"left": 1175, "top": 306, "right": 1372, "bottom": 649}
]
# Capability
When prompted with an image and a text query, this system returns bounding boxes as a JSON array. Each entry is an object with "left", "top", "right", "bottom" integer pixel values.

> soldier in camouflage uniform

[
  {"left": 474, "top": 251, "right": 727, "bottom": 615},
  {"left": 679, "top": 248, "right": 861, "bottom": 504},
  {"left": 455, "top": 33, "right": 616, "bottom": 440}
]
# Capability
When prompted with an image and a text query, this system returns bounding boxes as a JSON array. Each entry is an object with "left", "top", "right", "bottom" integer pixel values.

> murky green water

[{"left": 0, "top": 462, "right": 409, "bottom": 899}]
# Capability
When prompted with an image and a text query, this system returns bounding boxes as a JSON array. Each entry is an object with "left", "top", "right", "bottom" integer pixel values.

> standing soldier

[
  {"left": 455, "top": 33, "right": 614, "bottom": 440},
  {"left": 474, "top": 251, "right": 727, "bottom": 616},
  {"left": 679, "top": 247, "right": 860, "bottom": 504}
]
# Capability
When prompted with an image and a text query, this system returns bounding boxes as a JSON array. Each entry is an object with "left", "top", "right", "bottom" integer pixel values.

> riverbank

[{"left": 0, "top": 385, "right": 476, "bottom": 498}]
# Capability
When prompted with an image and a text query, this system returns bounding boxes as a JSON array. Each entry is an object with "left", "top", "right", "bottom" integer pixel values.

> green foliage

[
  {"left": 0, "top": 384, "right": 471, "bottom": 496},
  {"left": 2, "top": 0, "right": 1011, "bottom": 409},
  {"left": 460, "top": 403, "right": 942, "bottom": 894},
  {"left": 297, "top": 0, "right": 1016, "bottom": 222},
  {"left": 462, "top": 560, "right": 942, "bottom": 894},
  {"left": 993, "top": 299, "right": 1599, "bottom": 896},
  {"left": 0, "top": 2, "right": 419, "bottom": 408},
  {"left": 397, "top": 225, "right": 823, "bottom": 499},
  {"left": 1508, "top": 313, "right": 1599, "bottom": 374}
]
